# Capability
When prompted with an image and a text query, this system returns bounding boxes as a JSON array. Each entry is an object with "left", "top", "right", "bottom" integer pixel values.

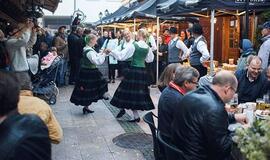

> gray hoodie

[
  {"left": 258, "top": 35, "right": 270, "bottom": 69},
  {"left": 5, "top": 29, "right": 31, "bottom": 71}
]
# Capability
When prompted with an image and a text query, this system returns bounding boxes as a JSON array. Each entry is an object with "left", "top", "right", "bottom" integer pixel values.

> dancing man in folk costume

[
  {"left": 70, "top": 34, "right": 109, "bottom": 114},
  {"left": 108, "top": 29, "right": 155, "bottom": 122}
]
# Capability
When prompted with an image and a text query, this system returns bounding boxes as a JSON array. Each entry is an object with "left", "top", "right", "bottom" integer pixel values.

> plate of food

[{"left": 255, "top": 110, "right": 270, "bottom": 120}]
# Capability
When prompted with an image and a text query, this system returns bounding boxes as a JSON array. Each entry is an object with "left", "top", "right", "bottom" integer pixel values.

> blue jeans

[{"left": 57, "top": 58, "right": 68, "bottom": 86}]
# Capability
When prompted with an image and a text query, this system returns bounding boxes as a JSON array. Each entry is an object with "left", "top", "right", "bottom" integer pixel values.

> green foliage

[
  {"left": 261, "top": 11, "right": 270, "bottom": 22},
  {"left": 233, "top": 120, "right": 270, "bottom": 160}
]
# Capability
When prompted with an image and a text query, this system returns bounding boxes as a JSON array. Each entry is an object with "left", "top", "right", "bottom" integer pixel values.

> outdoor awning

[
  {"left": 122, "top": 0, "right": 157, "bottom": 20},
  {"left": 157, "top": 0, "right": 270, "bottom": 17},
  {"left": 101, "top": 6, "right": 129, "bottom": 24}
]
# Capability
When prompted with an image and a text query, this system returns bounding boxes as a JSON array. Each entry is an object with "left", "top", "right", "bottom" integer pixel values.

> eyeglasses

[
  {"left": 229, "top": 86, "right": 237, "bottom": 93},
  {"left": 189, "top": 81, "right": 198, "bottom": 85}
]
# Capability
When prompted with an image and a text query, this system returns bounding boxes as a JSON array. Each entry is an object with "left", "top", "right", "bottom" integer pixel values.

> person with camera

[
  {"left": 5, "top": 19, "right": 35, "bottom": 89},
  {"left": 53, "top": 26, "right": 69, "bottom": 87}
]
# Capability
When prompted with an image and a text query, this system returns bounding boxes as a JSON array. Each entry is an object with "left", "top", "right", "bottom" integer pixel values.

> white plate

[{"left": 255, "top": 110, "right": 270, "bottom": 120}]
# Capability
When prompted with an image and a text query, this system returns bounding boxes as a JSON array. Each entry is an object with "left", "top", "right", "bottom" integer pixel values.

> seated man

[
  {"left": 171, "top": 70, "right": 247, "bottom": 160},
  {"left": 235, "top": 55, "right": 268, "bottom": 103},
  {"left": 158, "top": 66, "right": 199, "bottom": 138},
  {"left": 18, "top": 75, "right": 63, "bottom": 144},
  {"left": 0, "top": 71, "right": 51, "bottom": 160},
  {"left": 158, "top": 66, "right": 199, "bottom": 160}
]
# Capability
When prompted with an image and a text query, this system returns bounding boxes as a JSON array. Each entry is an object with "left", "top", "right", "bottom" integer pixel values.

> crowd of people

[{"left": 1, "top": 15, "right": 270, "bottom": 159}]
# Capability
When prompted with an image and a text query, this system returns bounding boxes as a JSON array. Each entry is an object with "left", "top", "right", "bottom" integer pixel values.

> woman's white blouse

[
  {"left": 85, "top": 46, "right": 106, "bottom": 65},
  {"left": 110, "top": 40, "right": 154, "bottom": 63}
]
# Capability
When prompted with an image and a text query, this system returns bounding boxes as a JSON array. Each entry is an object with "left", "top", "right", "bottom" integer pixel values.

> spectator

[
  {"left": 0, "top": 71, "right": 51, "bottom": 160},
  {"left": 116, "top": 30, "right": 123, "bottom": 77},
  {"left": 158, "top": 66, "right": 199, "bottom": 160},
  {"left": 236, "top": 39, "right": 256, "bottom": 71},
  {"left": 189, "top": 23, "right": 210, "bottom": 78},
  {"left": 157, "top": 36, "right": 168, "bottom": 75},
  {"left": 32, "top": 26, "right": 46, "bottom": 55},
  {"left": 96, "top": 31, "right": 108, "bottom": 52},
  {"left": 258, "top": 21, "right": 270, "bottom": 70},
  {"left": 68, "top": 26, "right": 84, "bottom": 85},
  {"left": 171, "top": 70, "right": 247, "bottom": 160},
  {"left": 167, "top": 27, "right": 189, "bottom": 64},
  {"left": 157, "top": 63, "right": 179, "bottom": 92},
  {"left": 5, "top": 20, "right": 34, "bottom": 88},
  {"left": 266, "top": 65, "right": 270, "bottom": 81},
  {"left": 53, "top": 26, "right": 69, "bottom": 87},
  {"left": 25, "top": 24, "right": 37, "bottom": 57},
  {"left": 163, "top": 29, "right": 170, "bottom": 45},
  {"left": 101, "top": 31, "right": 118, "bottom": 83},
  {"left": 0, "top": 29, "right": 9, "bottom": 70},
  {"left": 235, "top": 55, "right": 268, "bottom": 103},
  {"left": 180, "top": 30, "right": 188, "bottom": 45},
  {"left": 185, "top": 28, "right": 195, "bottom": 48},
  {"left": 18, "top": 76, "right": 63, "bottom": 144}
]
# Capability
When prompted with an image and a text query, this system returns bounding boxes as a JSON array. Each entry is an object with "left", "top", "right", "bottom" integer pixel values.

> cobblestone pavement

[{"left": 51, "top": 79, "right": 161, "bottom": 160}]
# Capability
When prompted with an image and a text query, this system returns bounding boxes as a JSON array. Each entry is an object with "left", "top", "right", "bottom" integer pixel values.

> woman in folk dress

[
  {"left": 109, "top": 29, "right": 155, "bottom": 122},
  {"left": 70, "top": 34, "right": 109, "bottom": 114}
]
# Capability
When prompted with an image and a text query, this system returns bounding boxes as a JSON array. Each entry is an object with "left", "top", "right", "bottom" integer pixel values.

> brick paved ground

[{"left": 51, "top": 79, "right": 161, "bottom": 160}]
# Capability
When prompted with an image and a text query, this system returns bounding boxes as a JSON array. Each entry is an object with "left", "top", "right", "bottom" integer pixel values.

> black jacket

[
  {"left": 158, "top": 86, "right": 184, "bottom": 138},
  {"left": 68, "top": 32, "right": 84, "bottom": 60},
  {"left": 171, "top": 85, "right": 235, "bottom": 160},
  {"left": 0, "top": 112, "right": 51, "bottom": 160}
]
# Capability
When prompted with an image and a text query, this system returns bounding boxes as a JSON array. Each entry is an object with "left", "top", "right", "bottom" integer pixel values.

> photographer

[
  {"left": 53, "top": 26, "right": 68, "bottom": 87},
  {"left": 5, "top": 19, "right": 35, "bottom": 88}
]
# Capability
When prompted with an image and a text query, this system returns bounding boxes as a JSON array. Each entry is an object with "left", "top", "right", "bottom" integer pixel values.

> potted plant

[{"left": 233, "top": 120, "right": 270, "bottom": 160}]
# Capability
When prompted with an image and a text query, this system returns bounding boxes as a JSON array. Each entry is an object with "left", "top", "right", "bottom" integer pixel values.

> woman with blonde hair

[
  {"left": 70, "top": 34, "right": 109, "bottom": 114},
  {"left": 108, "top": 29, "right": 155, "bottom": 122},
  {"left": 158, "top": 63, "right": 179, "bottom": 92}
]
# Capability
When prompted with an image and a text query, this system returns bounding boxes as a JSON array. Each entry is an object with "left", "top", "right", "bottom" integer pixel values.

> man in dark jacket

[
  {"left": 68, "top": 26, "right": 84, "bottom": 84},
  {"left": 158, "top": 66, "right": 199, "bottom": 138},
  {"left": 158, "top": 66, "right": 199, "bottom": 160},
  {"left": 0, "top": 71, "right": 51, "bottom": 160},
  {"left": 171, "top": 70, "right": 247, "bottom": 160}
]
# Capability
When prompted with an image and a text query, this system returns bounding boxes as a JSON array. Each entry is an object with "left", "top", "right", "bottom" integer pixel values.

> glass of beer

[{"left": 256, "top": 98, "right": 265, "bottom": 110}]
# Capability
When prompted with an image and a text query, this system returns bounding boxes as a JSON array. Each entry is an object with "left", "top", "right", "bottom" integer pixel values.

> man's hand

[{"left": 234, "top": 113, "right": 248, "bottom": 125}]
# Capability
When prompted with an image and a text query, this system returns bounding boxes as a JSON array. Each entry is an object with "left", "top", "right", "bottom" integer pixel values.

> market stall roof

[
  {"left": 95, "top": 0, "right": 152, "bottom": 25},
  {"left": 101, "top": 6, "right": 130, "bottom": 24},
  {"left": 0, "top": 0, "right": 60, "bottom": 22},
  {"left": 122, "top": 0, "right": 156, "bottom": 21},
  {"left": 157, "top": 0, "right": 270, "bottom": 17}
]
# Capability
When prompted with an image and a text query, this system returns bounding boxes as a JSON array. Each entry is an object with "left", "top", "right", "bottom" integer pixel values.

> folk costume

[
  {"left": 116, "top": 39, "right": 134, "bottom": 78},
  {"left": 70, "top": 45, "right": 108, "bottom": 113},
  {"left": 110, "top": 40, "right": 155, "bottom": 121}
]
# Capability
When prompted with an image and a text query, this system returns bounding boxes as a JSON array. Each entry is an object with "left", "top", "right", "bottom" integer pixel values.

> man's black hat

[
  {"left": 169, "top": 27, "right": 177, "bottom": 34},
  {"left": 191, "top": 23, "right": 203, "bottom": 35}
]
